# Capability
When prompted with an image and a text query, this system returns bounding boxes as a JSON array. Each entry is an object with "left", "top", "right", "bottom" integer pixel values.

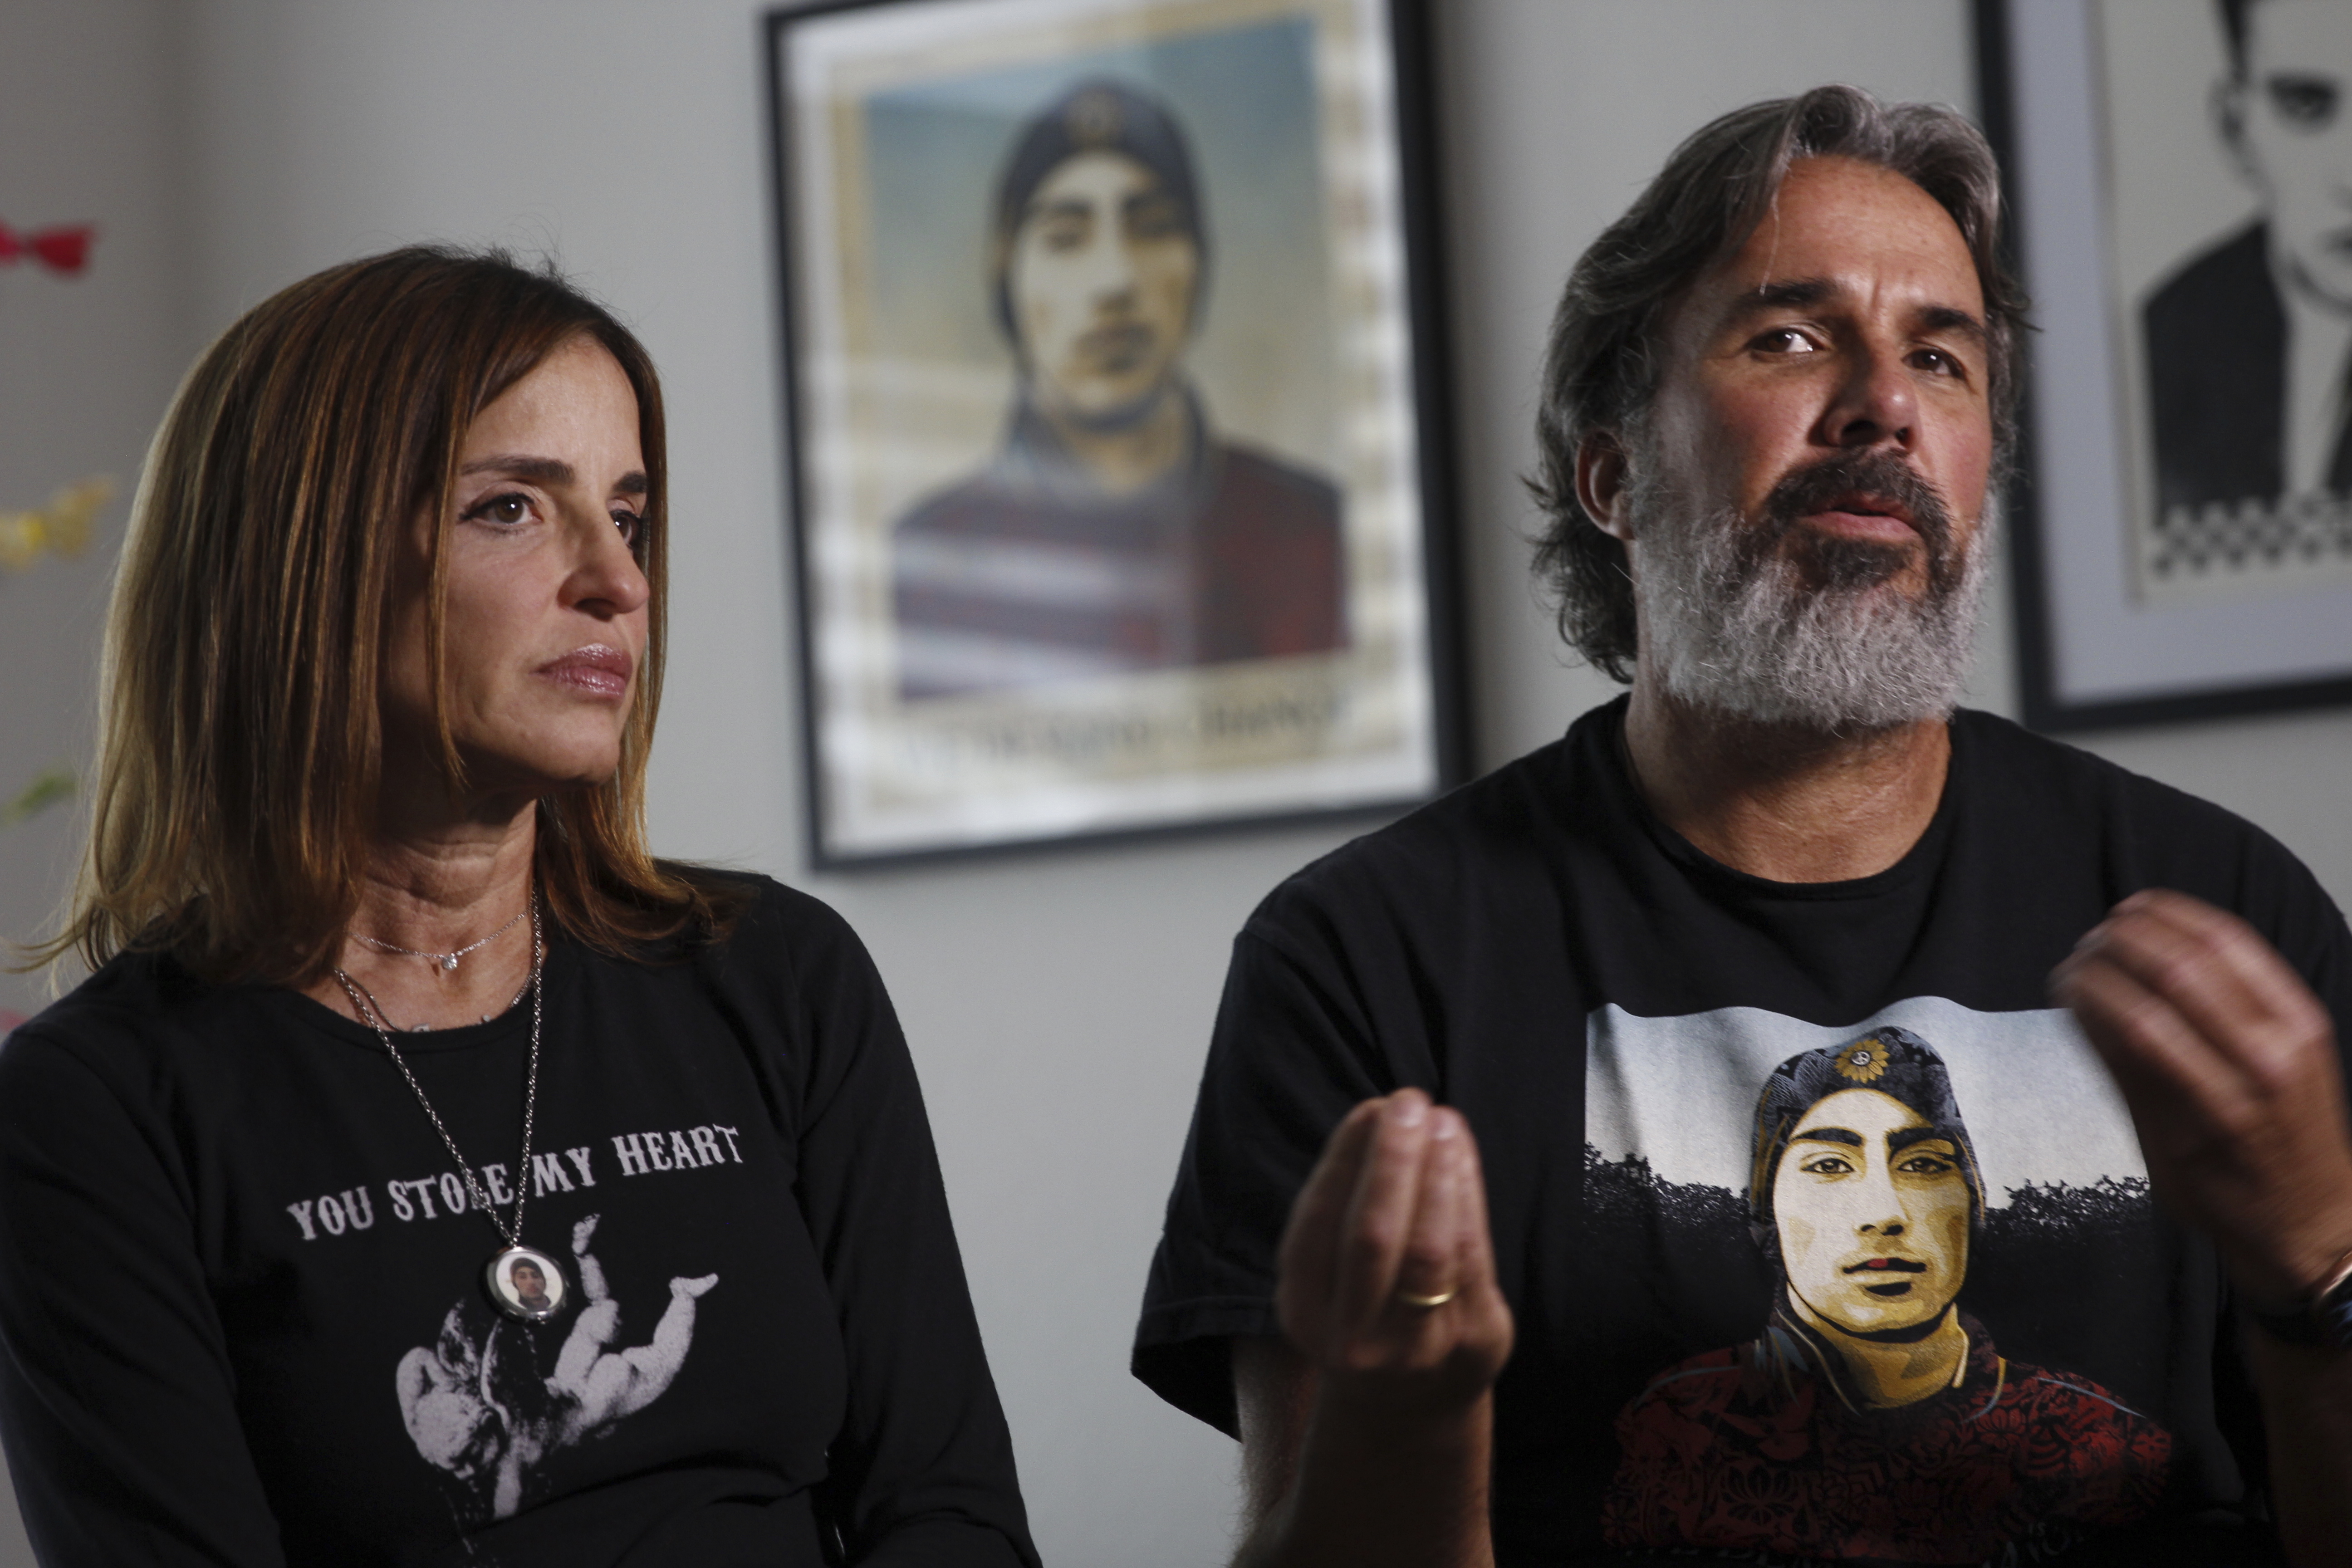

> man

[
  {"left": 2143, "top": 0, "right": 2352, "bottom": 531},
  {"left": 1604, "top": 1029, "right": 2170, "bottom": 1559},
  {"left": 506, "top": 1258, "right": 554, "bottom": 1318},
  {"left": 891, "top": 78, "right": 1346, "bottom": 701},
  {"left": 1135, "top": 86, "right": 2352, "bottom": 1566}
]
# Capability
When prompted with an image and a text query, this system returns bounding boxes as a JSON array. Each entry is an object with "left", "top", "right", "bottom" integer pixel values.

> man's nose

[
  {"left": 1819, "top": 343, "right": 1918, "bottom": 451},
  {"left": 1082, "top": 231, "right": 1140, "bottom": 301}
]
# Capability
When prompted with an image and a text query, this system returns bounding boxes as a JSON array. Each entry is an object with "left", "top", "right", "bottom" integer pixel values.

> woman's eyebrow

[
  {"left": 1792, "top": 1126, "right": 1863, "bottom": 1147},
  {"left": 460, "top": 456, "right": 645, "bottom": 498},
  {"left": 461, "top": 454, "right": 574, "bottom": 485}
]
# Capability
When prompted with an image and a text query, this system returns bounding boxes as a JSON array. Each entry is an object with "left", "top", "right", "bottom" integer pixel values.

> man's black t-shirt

[
  {"left": 0, "top": 877, "right": 1035, "bottom": 1567},
  {"left": 1135, "top": 699, "right": 2352, "bottom": 1567}
]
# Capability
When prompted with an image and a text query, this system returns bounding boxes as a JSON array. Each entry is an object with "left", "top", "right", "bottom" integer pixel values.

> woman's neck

[{"left": 299, "top": 788, "right": 542, "bottom": 1032}]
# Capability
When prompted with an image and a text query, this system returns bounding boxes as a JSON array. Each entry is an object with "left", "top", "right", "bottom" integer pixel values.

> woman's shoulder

[
  {"left": 660, "top": 866, "right": 858, "bottom": 953},
  {"left": 650, "top": 866, "right": 881, "bottom": 998},
  {"left": 0, "top": 950, "right": 230, "bottom": 1115}
]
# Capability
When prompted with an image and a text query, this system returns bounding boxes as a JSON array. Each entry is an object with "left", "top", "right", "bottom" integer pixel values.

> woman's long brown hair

[{"left": 39, "top": 245, "right": 744, "bottom": 985}]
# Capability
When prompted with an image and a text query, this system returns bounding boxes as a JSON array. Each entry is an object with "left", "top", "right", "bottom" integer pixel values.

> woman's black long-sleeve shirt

[{"left": 0, "top": 877, "right": 1035, "bottom": 1567}]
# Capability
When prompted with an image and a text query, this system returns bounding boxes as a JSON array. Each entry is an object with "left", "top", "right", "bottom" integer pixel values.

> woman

[{"left": 0, "top": 248, "right": 1036, "bottom": 1566}]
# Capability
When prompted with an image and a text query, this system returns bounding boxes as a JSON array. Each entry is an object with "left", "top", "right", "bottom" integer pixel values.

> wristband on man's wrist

[{"left": 2247, "top": 1245, "right": 2352, "bottom": 1350}]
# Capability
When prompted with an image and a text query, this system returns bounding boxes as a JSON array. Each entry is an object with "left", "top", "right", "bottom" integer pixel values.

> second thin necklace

[{"left": 333, "top": 894, "right": 566, "bottom": 1324}]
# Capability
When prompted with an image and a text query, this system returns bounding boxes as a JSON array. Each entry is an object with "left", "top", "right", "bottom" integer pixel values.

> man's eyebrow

[
  {"left": 1916, "top": 304, "right": 1988, "bottom": 348},
  {"left": 1888, "top": 1125, "right": 1958, "bottom": 1154},
  {"left": 1719, "top": 281, "right": 1989, "bottom": 348},
  {"left": 1791, "top": 1126, "right": 1863, "bottom": 1147},
  {"left": 1720, "top": 277, "right": 1840, "bottom": 324}
]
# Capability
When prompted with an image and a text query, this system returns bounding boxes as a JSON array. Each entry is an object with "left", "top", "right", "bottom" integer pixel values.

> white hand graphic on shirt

[{"left": 394, "top": 1213, "right": 720, "bottom": 1520}]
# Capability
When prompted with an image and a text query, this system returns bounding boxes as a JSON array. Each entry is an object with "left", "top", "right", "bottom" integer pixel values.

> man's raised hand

[
  {"left": 2053, "top": 889, "right": 2352, "bottom": 1304},
  {"left": 1275, "top": 1089, "right": 1513, "bottom": 1414}
]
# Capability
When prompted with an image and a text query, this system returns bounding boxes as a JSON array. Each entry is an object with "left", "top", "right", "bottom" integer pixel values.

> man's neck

[
  {"left": 1034, "top": 385, "right": 1191, "bottom": 497},
  {"left": 1789, "top": 1295, "right": 1971, "bottom": 1410},
  {"left": 1622, "top": 676, "right": 1952, "bottom": 883},
  {"left": 2273, "top": 260, "right": 2352, "bottom": 496}
]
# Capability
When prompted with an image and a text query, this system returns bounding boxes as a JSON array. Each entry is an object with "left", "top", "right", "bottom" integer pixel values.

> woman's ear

[{"left": 1576, "top": 430, "right": 1634, "bottom": 543}]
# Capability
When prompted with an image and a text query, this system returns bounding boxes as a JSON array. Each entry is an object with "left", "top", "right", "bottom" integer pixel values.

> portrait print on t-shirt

[
  {"left": 395, "top": 1213, "right": 720, "bottom": 1524},
  {"left": 1582, "top": 998, "right": 2175, "bottom": 1564}
]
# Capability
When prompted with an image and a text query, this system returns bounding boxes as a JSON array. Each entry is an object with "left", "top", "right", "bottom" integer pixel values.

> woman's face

[
  {"left": 1773, "top": 1087, "right": 1972, "bottom": 1335},
  {"left": 382, "top": 336, "right": 651, "bottom": 803}
]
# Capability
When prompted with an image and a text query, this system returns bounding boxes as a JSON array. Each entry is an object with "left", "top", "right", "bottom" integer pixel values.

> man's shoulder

[
  {"left": 1244, "top": 707, "right": 1620, "bottom": 947},
  {"left": 2142, "top": 221, "right": 2277, "bottom": 341},
  {"left": 1955, "top": 707, "right": 2327, "bottom": 906},
  {"left": 1211, "top": 441, "right": 1342, "bottom": 521},
  {"left": 892, "top": 468, "right": 1024, "bottom": 542}
]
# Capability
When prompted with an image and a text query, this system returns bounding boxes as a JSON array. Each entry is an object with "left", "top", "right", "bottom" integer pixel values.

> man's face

[
  {"left": 511, "top": 1264, "right": 545, "bottom": 1302},
  {"left": 2230, "top": 0, "right": 2352, "bottom": 310},
  {"left": 1774, "top": 1087, "right": 1973, "bottom": 1336},
  {"left": 1008, "top": 150, "right": 1200, "bottom": 427},
  {"left": 1609, "top": 155, "right": 1995, "bottom": 728},
  {"left": 1641, "top": 155, "right": 1993, "bottom": 605}
]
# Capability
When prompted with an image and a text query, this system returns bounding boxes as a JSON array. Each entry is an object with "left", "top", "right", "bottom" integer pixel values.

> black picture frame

[
  {"left": 1977, "top": 0, "right": 2352, "bottom": 733},
  {"left": 764, "top": 0, "right": 1465, "bottom": 867}
]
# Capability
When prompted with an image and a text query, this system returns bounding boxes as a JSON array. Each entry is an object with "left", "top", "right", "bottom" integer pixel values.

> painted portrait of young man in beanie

[
  {"left": 1602, "top": 1028, "right": 2174, "bottom": 1563},
  {"left": 889, "top": 78, "right": 1347, "bottom": 701}
]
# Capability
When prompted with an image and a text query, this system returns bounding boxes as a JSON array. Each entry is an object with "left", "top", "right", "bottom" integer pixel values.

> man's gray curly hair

[{"left": 1524, "top": 85, "right": 2030, "bottom": 683}]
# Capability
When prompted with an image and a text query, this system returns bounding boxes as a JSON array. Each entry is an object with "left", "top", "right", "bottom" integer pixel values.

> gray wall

[
  {"left": 1, "top": 3, "right": 2347, "bottom": 1565},
  {"left": 0, "top": 0, "right": 192, "bottom": 1034}
]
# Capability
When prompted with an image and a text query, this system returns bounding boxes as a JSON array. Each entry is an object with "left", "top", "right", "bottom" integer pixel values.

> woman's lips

[{"left": 536, "top": 644, "right": 632, "bottom": 699}]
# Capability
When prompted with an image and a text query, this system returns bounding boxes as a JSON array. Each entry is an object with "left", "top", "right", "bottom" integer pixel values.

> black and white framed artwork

[{"left": 1979, "top": 0, "right": 2352, "bottom": 730}]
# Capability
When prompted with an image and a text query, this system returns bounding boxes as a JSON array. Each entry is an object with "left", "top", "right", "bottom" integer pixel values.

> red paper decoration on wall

[{"left": 0, "top": 223, "right": 95, "bottom": 275}]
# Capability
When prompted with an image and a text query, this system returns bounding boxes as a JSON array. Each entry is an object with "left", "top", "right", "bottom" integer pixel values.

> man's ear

[
  {"left": 2214, "top": 75, "right": 2259, "bottom": 188},
  {"left": 1576, "top": 430, "right": 1635, "bottom": 543}
]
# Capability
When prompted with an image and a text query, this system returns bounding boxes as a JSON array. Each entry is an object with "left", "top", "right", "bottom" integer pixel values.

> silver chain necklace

[
  {"left": 333, "top": 895, "right": 567, "bottom": 1323},
  {"left": 352, "top": 904, "right": 527, "bottom": 973}
]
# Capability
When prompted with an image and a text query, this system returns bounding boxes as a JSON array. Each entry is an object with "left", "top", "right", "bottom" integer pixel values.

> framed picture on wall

[
  {"left": 1977, "top": 0, "right": 2352, "bottom": 730},
  {"left": 765, "top": 0, "right": 1461, "bottom": 866}
]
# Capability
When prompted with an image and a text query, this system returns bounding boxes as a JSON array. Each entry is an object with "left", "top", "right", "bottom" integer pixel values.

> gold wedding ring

[{"left": 1396, "top": 1286, "right": 1457, "bottom": 1309}]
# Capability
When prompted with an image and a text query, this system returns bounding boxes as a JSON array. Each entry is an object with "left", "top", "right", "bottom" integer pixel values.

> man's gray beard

[{"left": 1629, "top": 472, "right": 1990, "bottom": 733}]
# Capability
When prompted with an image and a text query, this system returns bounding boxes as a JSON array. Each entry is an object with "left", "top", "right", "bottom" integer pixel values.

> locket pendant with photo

[{"left": 333, "top": 895, "right": 559, "bottom": 1326}]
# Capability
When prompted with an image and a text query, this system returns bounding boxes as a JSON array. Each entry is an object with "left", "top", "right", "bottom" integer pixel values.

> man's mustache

[{"left": 1751, "top": 451, "right": 1961, "bottom": 592}]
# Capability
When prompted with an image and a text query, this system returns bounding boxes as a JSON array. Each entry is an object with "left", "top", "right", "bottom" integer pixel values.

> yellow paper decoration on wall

[
  {"left": 0, "top": 477, "right": 113, "bottom": 573},
  {"left": 0, "top": 767, "right": 74, "bottom": 829}
]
